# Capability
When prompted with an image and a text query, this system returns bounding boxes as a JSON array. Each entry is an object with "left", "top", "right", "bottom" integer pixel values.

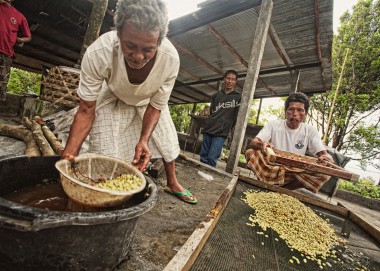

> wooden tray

[{"left": 265, "top": 148, "right": 359, "bottom": 182}]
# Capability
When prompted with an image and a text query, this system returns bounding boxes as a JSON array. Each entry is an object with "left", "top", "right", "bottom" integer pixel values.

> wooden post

[
  {"left": 78, "top": 0, "right": 108, "bottom": 65},
  {"left": 255, "top": 98, "right": 263, "bottom": 125},
  {"left": 226, "top": 0, "right": 273, "bottom": 173},
  {"left": 291, "top": 69, "right": 301, "bottom": 93},
  {"left": 323, "top": 48, "right": 349, "bottom": 144}
]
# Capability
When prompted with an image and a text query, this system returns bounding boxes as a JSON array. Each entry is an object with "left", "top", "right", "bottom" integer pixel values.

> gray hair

[{"left": 114, "top": 0, "right": 169, "bottom": 45}]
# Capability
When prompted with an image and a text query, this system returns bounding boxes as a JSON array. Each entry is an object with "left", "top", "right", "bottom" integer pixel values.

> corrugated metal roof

[
  {"left": 168, "top": 0, "right": 333, "bottom": 104},
  {"left": 12, "top": 0, "right": 333, "bottom": 104}
]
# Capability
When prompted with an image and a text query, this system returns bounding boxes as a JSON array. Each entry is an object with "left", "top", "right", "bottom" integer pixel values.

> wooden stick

[
  {"left": 22, "top": 117, "right": 55, "bottom": 156},
  {"left": 33, "top": 116, "right": 64, "bottom": 155},
  {"left": 0, "top": 123, "right": 41, "bottom": 156},
  {"left": 164, "top": 172, "right": 239, "bottom": 271},
  {"left": 323, "top": 48, "right": 350, "bottom": 144}
]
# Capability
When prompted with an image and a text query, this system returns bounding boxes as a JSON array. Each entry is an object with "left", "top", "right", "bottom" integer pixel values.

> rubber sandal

[{"left": 164, "top": 187, "right": 198, "bottom": 205}]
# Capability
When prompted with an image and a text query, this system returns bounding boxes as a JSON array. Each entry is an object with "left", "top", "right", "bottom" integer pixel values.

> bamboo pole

[{"left": 323, "top": 48, "right": 350, "bottom": 144}]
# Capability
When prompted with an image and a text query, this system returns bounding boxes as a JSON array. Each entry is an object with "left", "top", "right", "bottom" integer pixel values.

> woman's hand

[{"left": 132, "top": 141, "right": 152, "bottom": 171}]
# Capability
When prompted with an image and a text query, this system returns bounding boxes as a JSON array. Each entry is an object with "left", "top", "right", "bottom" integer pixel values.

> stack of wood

[
  {"left": 0, "top": 116, "right": 64, "bottom": 157},
  {"left": 40, "top": 66, "right": 81, "bottom": 108}
]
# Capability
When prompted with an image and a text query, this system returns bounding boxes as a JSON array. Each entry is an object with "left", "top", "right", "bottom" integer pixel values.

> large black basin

[{"left": 0, "top": 155, "right": 158, "bottom": 271}]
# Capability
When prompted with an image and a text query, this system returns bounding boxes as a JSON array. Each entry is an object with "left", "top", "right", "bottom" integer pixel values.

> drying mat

[{"left": 191, "top": 181, "right": 380, "bottom": 271}]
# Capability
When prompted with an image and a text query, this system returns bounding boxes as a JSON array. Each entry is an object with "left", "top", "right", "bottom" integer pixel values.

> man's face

[
  {"left": 119, "top": 21, "right": 159, "bottom": 70},
  {"left": 224, "top": 73, "right": 237, "bottom": 92},
  {"left": 285, "top": 102, "right": 306, "bottom": 129}
]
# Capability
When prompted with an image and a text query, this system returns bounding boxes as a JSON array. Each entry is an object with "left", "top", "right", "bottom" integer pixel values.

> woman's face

[
  {"left": 285, "top": 102, "right": 306, "bottom": 129},
  {"left": 119, "top": 21, "right": 160, "bottom": 70}
]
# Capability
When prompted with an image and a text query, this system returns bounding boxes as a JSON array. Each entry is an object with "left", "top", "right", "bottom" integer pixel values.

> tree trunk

[
  {"left": 23, "top": 117, "right": 55, "bottom": 156},
  {"left": 78, "top": 0, "right": 109, "bottom": 65},
  {"left": 34, "top": 116, "right": 64, "bottom": 155},
  {"left": 0, "top": 123, "right": 41, "bottom": 156}
]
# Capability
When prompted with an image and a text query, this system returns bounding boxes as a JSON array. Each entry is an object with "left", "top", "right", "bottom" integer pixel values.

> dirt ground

[{"left": 116, "top": 155, "right": 233, "bottom": 271}]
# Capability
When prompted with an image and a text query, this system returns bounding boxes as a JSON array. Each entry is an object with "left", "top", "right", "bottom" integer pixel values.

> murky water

[
  {"left": 3, "top": 182, "right": 70, "bottom": 211},
  {"left": 3, "top": 182, "right": 146, "bottom": 212}
]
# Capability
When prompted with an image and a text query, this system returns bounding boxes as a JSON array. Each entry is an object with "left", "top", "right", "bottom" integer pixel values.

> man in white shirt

[
  {"left": 62, "top": 0, "right": 197, "bottom": 204},
  {"left": 246, "top": 92, "right": 334, "bottom": 192}
]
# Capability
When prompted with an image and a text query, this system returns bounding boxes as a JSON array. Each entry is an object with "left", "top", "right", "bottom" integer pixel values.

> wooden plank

[
  {"left": 266, "top": 148, "right": 359, "bottom": 182},
  {"left": 226, "top": 0, "right": 274, "bottom": 173},
  {"left": 338, "top": 202, "right": 380, "bottom": 245},
  {"left": 164, "top": 172, "right": 239, "bottom": 271},
  {"left": 178, "top": 153, "right": 234, "bottom": 178},
  {"left": 239, "top": 175, "right": 349, "bottom": 217}
]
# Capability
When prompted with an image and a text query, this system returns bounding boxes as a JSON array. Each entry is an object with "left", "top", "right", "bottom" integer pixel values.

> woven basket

[{"left": 55, "top": 154, "right": 146, "bottom": 207}]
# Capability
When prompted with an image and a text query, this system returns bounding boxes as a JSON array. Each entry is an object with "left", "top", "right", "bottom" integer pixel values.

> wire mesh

[{"left": 191, "top": 181, "right": 380, "bottom": 271}]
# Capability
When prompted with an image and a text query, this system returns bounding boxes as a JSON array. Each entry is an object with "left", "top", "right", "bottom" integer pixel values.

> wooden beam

[
  {"left": 226, "top": 0, "right": 273, "bottom": 173},
  {"left": 176, "top": 62, "right": 322, "bottom": 87},
  {"left": 179, "top": 68, "right": 218, "bottom": 91},
  {"left": 171, "top": 39, "right": 223, "bottom": 77},
  {"left": 78, "top": 0, "right": 108, "bottom": 64},
  {"left": 19, "top": 11, "right": 85, "bottom": 41},
  {"left": 174, "top": 81, "right": 212, "bottom": 99},
  {"left": 31, "top": 32, "right": 80, "bottom": 53},
  {"left": 314, "top": 0, "right": 328, "bottom": 92},
  {"left": 14, "top": 51, "right": 64, "bottom": 68},
  {"left": 21, "top": 43, "right": 78, "bottom": 63},
  {"left": 164, "top": 172, "right": 239, "bottom": 271},
  {"left": 337, "top": 202, "right": 380, "bottom": 245},
  {"left": 207, "top": 25, "right": 276, "bottom": 94},
  {"left": 254, "top": 6, "right": 302, "bottom": 93},
  {"left": 206, "top": 24, "right": 248, "bottom": 67},
  {"left": 173, "top": 88, "right": 207, "bottom": 101},
  {"left": 169, "top": 94, "right": 189, "bottom": 103}
]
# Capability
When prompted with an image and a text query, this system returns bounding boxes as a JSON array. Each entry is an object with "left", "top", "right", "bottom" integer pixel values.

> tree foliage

[
  {"left": 338, "top": 179, "right": 380, "bottom": 200},
  {"left": 169, "top": 103, "right": 208, "bottom": 133},
  {"left": 7, "top": 68, "right": 41, "bottom": 95},
  {"left": 309, "top": 0, "right": 380, "bottom": 170}
]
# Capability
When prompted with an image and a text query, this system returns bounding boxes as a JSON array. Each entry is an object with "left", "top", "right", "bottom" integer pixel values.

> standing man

[
  {"left": 200, "top": 70, "right": 241, "bottom": 167},
  {"left": 62, "top": 0, "right": 197, "bottom": 204},
  {"left": 0, "top": 0, "right": 31, "bottom": 101},
  {"left": 245, "top": 92, "right": 335, "bottom": 192}
]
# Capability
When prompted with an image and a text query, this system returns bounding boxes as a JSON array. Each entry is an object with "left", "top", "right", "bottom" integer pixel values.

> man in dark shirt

[
  {"left": 0, "top": 0, "right": 31, "bottom": 101},
  {"left": 200, "top": 70, "right": 241, "bottom": 167}
]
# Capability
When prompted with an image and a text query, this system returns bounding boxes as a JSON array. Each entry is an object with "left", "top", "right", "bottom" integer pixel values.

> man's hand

[
  {"left": 316, "top": 151, "right": 335, "bottom": 165},
  {"left": 132, "top": 141, "right": 152, "bottom": 171},
  {"left": 249, "top": 137, "right": 274, "bottom": 153}
]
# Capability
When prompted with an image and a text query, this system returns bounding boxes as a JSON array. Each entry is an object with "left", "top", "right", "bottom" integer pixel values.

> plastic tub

[{"left": 0, "top": 155, "right": 158, "bottom": 271}]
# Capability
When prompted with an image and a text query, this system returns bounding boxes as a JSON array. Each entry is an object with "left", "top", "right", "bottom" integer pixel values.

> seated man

[{"left": 245, "top": 92, "right": 334, "bottom": 193}]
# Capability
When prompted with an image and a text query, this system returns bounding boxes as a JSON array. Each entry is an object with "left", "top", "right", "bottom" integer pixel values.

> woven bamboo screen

[{"left": 40, "top": 66, "right": 81, "bottom": 108}]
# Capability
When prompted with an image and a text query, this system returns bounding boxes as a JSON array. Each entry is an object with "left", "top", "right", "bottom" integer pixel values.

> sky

[
  {"left": 165, "top": 0, "right": 379, "bottom": 183},
  {"left": 166, "top": 0, "right": 360, "bottom": 30}
]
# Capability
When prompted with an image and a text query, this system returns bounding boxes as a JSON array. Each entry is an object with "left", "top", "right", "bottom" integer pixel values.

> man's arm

[
  {"left": 16, "top": 36, "right": 31, "bottom": 45},
  {"left": 132, "top": 103, "right": 161, "bottom": 171},
  {"left": 61, "top": 99, "right": 96, "bottom": 160}
]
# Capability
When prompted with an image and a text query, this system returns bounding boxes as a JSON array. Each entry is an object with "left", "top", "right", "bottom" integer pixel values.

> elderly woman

[{"left": 62, "top": 0, "right": 197, "bottom": 204}]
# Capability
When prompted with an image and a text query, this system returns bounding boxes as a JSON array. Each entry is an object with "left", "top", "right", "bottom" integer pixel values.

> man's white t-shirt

[
  {"left": 256, "top": 119, "right": 325, "bottom": 156},
  {"left": 77, "top": 30, "right": 179, "bottom": 111}
]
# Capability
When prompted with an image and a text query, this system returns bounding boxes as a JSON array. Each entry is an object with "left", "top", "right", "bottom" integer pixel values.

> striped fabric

[
  {"left": 88, "top": 99, "right": 180, "bottom": 163},
  {"left": 245, "top": 149, "right": 330, "bottom": 193}
]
